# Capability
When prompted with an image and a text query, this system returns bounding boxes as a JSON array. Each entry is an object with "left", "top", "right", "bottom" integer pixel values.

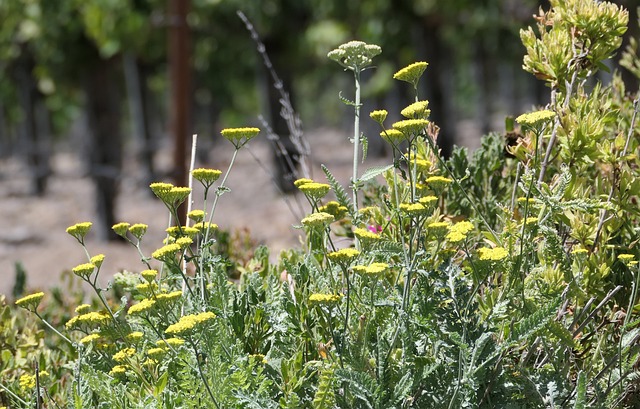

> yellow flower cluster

[
  {"left": 400, "top": 202, "right": 428, "bottom": 216},
  {"left": 75, "top": 304, "right": 91, "bottom": 314},
  {"left": 127, "top": 331, "right": 144, "bottom": 341},
  {"left": 193, "top": 221, "right": 218, "bottom": 233},
  {"left": 79, "top": 333, "right": 101, "bottom": 345},
  {"left": 187, "top": 209, "right": 205, "bottom": 223},
  {"left": 353, "top": 262, "right": 389, "bottom": 276},
  {"left": 66, "top": 222, "right": 93, "bottom": 240},
  {"left": 72, "top": 263, "right": 96, "bottom": 279},
  {"left": 294, "top": 178, "right": 314, "bottom": 187},
  {"left": 572, "top": 248, "right": 589, "bottom": 255},
  {"left": 353, "top": 227, "right": 381, "bottom": 242},
  {"left": 65, "top": 311, "right": 111, "bottom": 329},
  {"left": 220, "top": 127, "right": 260, "bottom": 147},
  {"left": 158, "top": 337, "right": 185, "bottom": 347},
  {"left": 90, "top": 254, "right": 105, "bottom": 269},
  {"left": 129, "top": 223, "right": 148, "bottom": 239},
  {"left": 401, "top": 101, "right": 430, "bottom": 119},
  {"left": 327, "top": 248, "right": 360, "bottom": 264},
  {"left": 112, "top": 222, "right": 131, "bottom": 236},
  {"left": 380, "top": 129, "right": 405, "bottom": 143},
  {"left": 393, "top": 62, "right": 429, "bottom": 85},
  {"left": 141, "top": 269, "right": 158, "bottom": 282},
  {"left": 113, "top": 347, "right": 136, "bottom": 362},
  {"left": 136, "top": 282, "right": 158, "bottom": 294},
  {"left": 152, "top": 243, "right": 181, "bottom": 262},
  {"left": 319, "top": 201, "right": 348, "bottom": 220},
  {"left": 147, "top": 347, "right": 166, "bottom": 358},
  {"left": 515, "top": 110, "right": 556, "bottom": 126},
  {"left": 419, "top": 196, "right": 438, "bottom": 207},
  {"left": 165, "top": 311, "right": 216, "bottom": 335},
  {"left": 128, "top": 298, "right": 156, "bottom": 315},
  {"left": 427, "top": 221, "right": 450, "bottom": 237},
  {"left": 426, "top": 176, "right": 452, "bottom": 190},
  {"left": 19, "top": 374, "right": 35, "bottom": 389},
  {"left": 446, "top": 221, "right": 474, "bottom": 243},
  {"left": 191, "top": 168, "right": 222, "bottom": 186},
  {"left": 15, "top": 292, "right": 44, "bottom": 310},
  {"left": 618, "top": 253, "right": 637, "bottom": 266},
  {"left": 155, "top": 290, "right": 183, "bottom": 303},
  {"left": 370, "top": 109, "right": 388, "bottom": 124},
  {"left": 301, "top": 212, "right": 335, "bottom": 228},
  {"left": 175, "top": 237, "right": 193, "bottom": 249},
  {"left": 109, "top": 365, "right": 127, "bottom": 376},
  {"left": 149, "top": 183, "right": 191, "bottom": 207},
  {"left": 309, "top": 293, "right": 343, "bottom": 304},
  {"left": 298, "top": 182, "right": 331, "bottom": 199},
  {"left": 392, "top": 119, "right": 429, "bottom": 135},
  {"left": 478, "top": 247, "right": 509, "bottom": 261}
]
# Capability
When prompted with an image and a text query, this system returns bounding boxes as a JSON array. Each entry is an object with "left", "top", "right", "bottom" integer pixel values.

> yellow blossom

[
  {"left": 79, "top": 333, "right": 101, "bottom": 345},
  {"left": 370, "top": 109, "right": 388, "bottom": 124},
  {"left": 146, "top": 347, "right": 167, "bottom": 358},
  {"left": 128, "top": 223, "right": 148, "bottom": 239},
  {"left": 113, "top": 347, "right": 136, "bottom": 362},
  {"left": 327, "top": 248, "right": 360, "bottom": 264},
  {"left": 515, "top": 110, "right": 555, "bottom": 127},
  {"left": 128, "top": 298, "right": 156, "bottom": 315},
  {"left": 319, "top": 201, "right": 348, "bottom": 220},
  {"left": 193, "top": 222, "right": 218, "bottom": 233},
  {"left": 380, "top": 129, "right": 406, "bottom": 143},
  {"left": 393, "top": 62, "right": 429, "bottom": 85},
  {"left": 392, "top": 119, "right": 429, "bottom": 135},
  {"left": 141, "top": 269, "right": 158, "bottom": 282},
  {"left": 65, "top": 311, "right": 111, "bottom": 329},
  {"left": 353, "top": 227, "right": 381, "bottom": 242},
  {"left": 135, "top": 282, "right": 158, "bottom": 294},
  {"left": 309, "top": 293, "right": 343, "bottom": 304},
  {"left": 301, "top": 212, "right": 335, "bottom": 228},
  {"left": 221, "top": 127, "right": 260, "bottom": 147},
  {"left": 66, "top": 222, "right": 93, "bottom": 241},
  {"left": 112, "top": 222, "right": 131, "bottom": 236},
  {"left": 90, "top": 254, "right": 105, "bottom": 269},
  {"left": 191, "top": 168, "right": 222, "bottom": 186},
  {"left": 426, "top": 176, "right": 452, "bottom": 190},
  {"left": 75, "top": 304, "right": 91, "bottom": 314},
  {"left": 427, "top": 221, "right": 450, "bottom": 237},
  {"left": 152, "top": 243, "right": 181, "bottom": 262},
  {"left": 15, "top": 292, "right": 44, "bottom": 311},
  {"left": 446, "top": 221, "right": 474, "bottom": 243},
  {"left": 187, "top": 209, "right": 205, "bottom": 223},
  {"left": 109, "top": 365, "right": 127, "bottom": 376},
  {"left": 157, "top": 337, "right": 185, "bottom": 347},
  {"left": 19, "top": 374, "right": 35, "bottom": 389},
  {"left": 419, "top": 196, "right": 438, "bottom": 207},
  {"left": 400, "top": 202, "right": 427, "bottom": 216},
  {"left": 72, "top": 263, "right": 96, "bottom": 279},
  {"left": 294, "top": 178, "right": 314, "bottom": 187},
  {"left": 572, "top": 248, "right": 589, "bottom": 255},
  {"left": 127, "top": 331, "right": 144, "bottom": 341},
  {"left": 175, "top": 237, "right": 193, "bottom": 249},
  {"left": 149, "top": 182, "right": 173, "bottom": 199},
  {"left": 298, "top": 182, "right": 331, "bottom": 199},
  {"left": 401, "top": 101, "right": 430, "bottom": 119},
  {"left": 155, "top": 290, "right": 183, "bottom": 303},
  {"left": 478, "top": 247, "right": 509, "bottom": 261},
  {"left": 165, "top": 311, "right": 216, "bottom": 335}
]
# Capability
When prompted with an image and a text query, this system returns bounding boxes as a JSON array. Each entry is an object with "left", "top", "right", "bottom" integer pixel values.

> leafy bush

[{"left": 3, "top": 0, "right": 640, "bottom": 407}]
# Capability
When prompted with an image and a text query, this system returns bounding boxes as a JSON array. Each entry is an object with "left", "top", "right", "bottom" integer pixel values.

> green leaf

[
  {"left": 154, "top": 371, "right": 169, "bottom": 397},
  {"left": 322, "top": 164, "right": 352, "bottom": 213},
  {"left": 361, "top": 134, "right": 368, "bottom": 162},
  {"left": 339, "top": 91, "right": 356, "bottom": 106},
  {"left": 360, "top": 164, "right": 393, "bottom": 182},
  {"left": 574, "top": 371, "right": 586, "bottom": 409}
]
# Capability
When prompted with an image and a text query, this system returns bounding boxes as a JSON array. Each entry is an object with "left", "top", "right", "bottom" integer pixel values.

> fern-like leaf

[
  {"left": 313, "top": 365, "right": 336, "bottom": 409},
  {"left": 322, "top": 165, "right": 352, "bottom": 212},
  {"left": 574, "top": 371, "right": 586, "bottom": 409}
]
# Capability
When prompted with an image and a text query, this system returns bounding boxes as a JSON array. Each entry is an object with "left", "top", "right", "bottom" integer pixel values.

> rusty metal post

[{"left": 168, "top": 0, "right": 191, "bottom": 224}]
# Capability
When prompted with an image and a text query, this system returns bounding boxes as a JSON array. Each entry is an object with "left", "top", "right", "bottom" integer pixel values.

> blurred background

[{"left": 1, "top": 0, "right": 639, "bottom": 295}]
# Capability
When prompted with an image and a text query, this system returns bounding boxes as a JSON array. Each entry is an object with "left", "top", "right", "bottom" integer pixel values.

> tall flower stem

[{"left": 352, "top": 69, "right": 362, "bottom": 215}]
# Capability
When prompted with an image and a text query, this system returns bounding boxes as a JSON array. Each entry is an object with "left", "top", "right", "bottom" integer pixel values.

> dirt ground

[{"left": 0, "top": 128, "right": 392, "bottom": 297}]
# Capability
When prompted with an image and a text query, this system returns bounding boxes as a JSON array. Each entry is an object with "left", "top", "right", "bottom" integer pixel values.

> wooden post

[{"left": 168, "top": 0, "right": 191, "bottom": 223}]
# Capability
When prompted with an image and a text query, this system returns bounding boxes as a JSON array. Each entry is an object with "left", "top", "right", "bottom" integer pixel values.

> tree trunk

[{"left": 84, "top": 58, "right": 123, "bottom": 241}]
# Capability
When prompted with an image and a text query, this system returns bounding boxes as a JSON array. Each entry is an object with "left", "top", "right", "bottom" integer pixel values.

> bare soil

[{"left": 0, "top": 128, "right": 389, "bottom": 297}]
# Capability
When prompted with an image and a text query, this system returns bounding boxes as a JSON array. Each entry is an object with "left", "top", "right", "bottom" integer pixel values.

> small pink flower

[{"left": 368, "top": 225, "right": 382, "bottom": 234}]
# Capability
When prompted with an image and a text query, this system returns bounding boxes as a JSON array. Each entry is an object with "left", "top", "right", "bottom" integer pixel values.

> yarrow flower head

[
  {"left": 401, "top": 101, "right": 430, "bottom": 119},
  {"left": 75, "top": 304, "right": 91, "bottom": 314},
  {"left": 128, "top": 224, "right": 148, "bottom": 240},
  {"left": 80, "top": 333, "right": 101, "bottom": 345},
  {"left": 419, "top": 196, "right": 438, "bottom": 208},
  {"left": 327, "top": 248, "right": 360, "bottom": 265},
  {"left": 15, "top": 292, "right": 45, "bottom": 311},
  {"left": 309, "top": 293, "right": 343, "bottom": 304},
  {"left": 90, "top": 254, "right": 105, "bottom": 269},
  {"left": 165, "top": 311, "right": 216, "bottom": 335},
  {"left": 618, "top": 253, "right": 637, "bottom": 266},
  {"left": 392, "top": 119, "right": 429, "bottom": 136},
  {"left": 327, "top": 40, "right": 382, "bottom": 71},
  {"left": 301, "top": 212, "right": 335, "bottom": 228},
  {"left": 127, "top": 331, "right": 144, "bottom": 342},
  {"left": 353, "top": 262, "right": 389, "bottom": 277},
  {"left": 478, "top": 247, "right": 509, "bottom": 262},
  {"left": 65, "top": 311, "right": 111, "bottom": 330},
  {"left": 380, "top": 129, "right": 406, "bottom": 144},
  {"left": 72, "top": 263, "right": 96, "bottom": 279},
  {"left": 446, "top": 221, "right": 474, "bottom": 243},
  {"left": 191, "top": 168, "right": 222, "bottom": 187},
  {"left": 109, "top": 365, "right": 127, "bottom": 377},
  {"left": 140, "top": 269, "right": 158, "bottom": 282},
  {"left": 370, "top": 109, "right": 388, "bottom": 124},
  {"left": 155, "top": 290, "right": 183, "bottom": 304},
  {"left": 400, "top": 202, "right": 428, "bottom": 216},
  {"left": 112, "top": 222, "right": 131, "bottom": 237},
  {"left": 294, "top": 178, "right": 314, "bottom": 188},
  {"left": 353, "top": 227, "right": 381, "bottom": 242},
  {"left": 113, "top": 347, "right": 136, "bottom": 362},
  {"left": 515, "top": 110, "right": 556, "bottom": 127},
  {"left": 427, "top": 221, "right": 450, "bottom": 238},
  {"left": 19, "top": 374, "right": 36, "bottom": 390},
  {"left": 426, "top": 176, "right": 453, "bottom": 191},
  {"left": 298, "top": 182, "right": 331, "bottom": 200},
  {"left": 152, "top": 243, "right": 181, "bottom": 263},
  {"left": 175, "top": 237, "right": 193, "bottom": 249},
  {"left": 187, "top": 209, "right": 205, "bottom": 223},
  {"left": 158, "top": 337, "right": 185, "bottom": 347},
  {"left": 394, "top": 62, "right": 429, "bottom": 87},
  {"left": 220, "top": 127, "right": 260, "bottom": 148},
  {"left": 66, "top": 222, "right": 93, "bottom": 242},
  {"left": 319, "top": 201, "right": 349, "bottom": 220}
]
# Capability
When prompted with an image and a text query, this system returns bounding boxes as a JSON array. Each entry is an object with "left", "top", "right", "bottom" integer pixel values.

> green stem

[
  {"left": 35, "top": 314, "right": 74, "bottom": 345},
  {"left": 352, "top": 69, "right": 362, "bottom": 215},
  {"left": 204, "top": 148, "right": 240, "bottom": 245}
]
